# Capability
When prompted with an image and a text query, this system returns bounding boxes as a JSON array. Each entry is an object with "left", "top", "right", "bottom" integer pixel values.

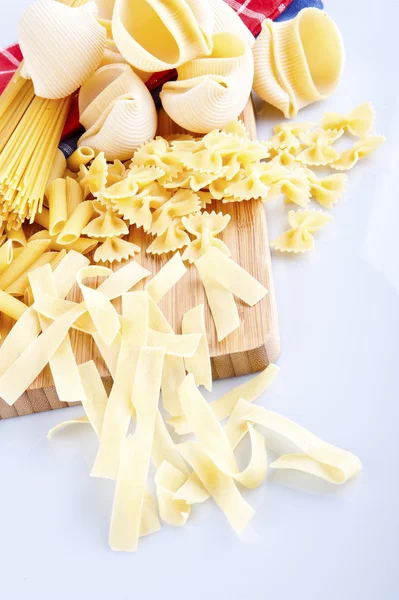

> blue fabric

[{"left": 275, "top": 0, "right": 324, "bottom": 21}]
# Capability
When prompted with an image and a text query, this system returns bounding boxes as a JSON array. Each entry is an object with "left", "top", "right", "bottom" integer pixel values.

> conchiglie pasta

[
  {"left": 78, "top": 64, "right": 157, "bottom": 160},
  {"left": 112, "top": 0, "right": 213, "bottom": 72},
  {"left": 160, "top": 33, "right": 254, "bottom": 133},
  {"left": 253, "top": 8, "right": 344, "bottom": 118},
  {"left": 18, "top": 0, "right": 107, "bottom": 99}
]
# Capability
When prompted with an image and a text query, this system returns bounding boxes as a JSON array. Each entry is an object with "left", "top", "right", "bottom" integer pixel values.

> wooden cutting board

[{"left": 0, "top": 99, "right": 279, "bottom": 419}]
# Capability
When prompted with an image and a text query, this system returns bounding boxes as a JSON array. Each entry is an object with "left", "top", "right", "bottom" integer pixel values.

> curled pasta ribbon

[
  {"left": 160, "top": 33, "right": 254, "bottom": 133},
  {"left": 82, "top": 201, "right": 129, "bottom": 239},
  {"left": 181, "top": 211, "right": 231, "bottom": 263},
  {"left": 149, "top": 189, "right": 200, "bottom": 236},
  {"left": 18, "top": 0, "right": 106, "bottom": 99},
  {"left": 78, "top": 64, "right": 157, "bottom": 160},
  {"left": 330, "top": 135, "right": 385, "bottom": 171},
  {"left": 321, "top": 102, "right": 375, "bottom": 137},
  {"left": 296, "top": 129, "right": 343, "bottom": 166},
  {"left": 176, "top": 375, "right": 267, "bottom": 533},
  {"left": 112, "top": 0, "right": 213, "bottom": 72},
  {"left": 271, "top": 209, "right": 332, "bottom": 254},
  {"left": 253, "top": 8, "right": 344, "bottom": 118},
  {"left": 155, "top": 461, "right": 191, "bottom": 527},
  {"left": 182, "top": 304, "right": 212, "bottom": 391},
  {"left": 226, "top": 399, "right": 362, "bottom": 485},
  {"left": 93, "top": 236, "right": 141, "bottom": 263},
  {"left": 76, "top": 265, "right": 120, "bottom": 346},
  {"left": 307, "top": 170, "right": 347, "bottom": 209},
  {"left": 168, "top": 363, "right": 279, "bottom": 435}
]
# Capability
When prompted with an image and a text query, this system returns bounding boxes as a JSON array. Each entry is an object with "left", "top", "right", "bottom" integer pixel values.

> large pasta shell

[
  {"left": 112, "top": 0, "right": 214, "bottom": 72},
  {"left": 78, "top": 64, "right": 157, "bottom": 161},
  {"left": 161, "top": 33, "right": 254, "bottom": 133},
  {"left": 209, "top": 0, "right": 255, "bottom": 47},
  {"left": 18, "top": 0, "right": 106, "bottom": 99},
  {"left": 253, "top": 8, "right": 344, "bottom": 118}
]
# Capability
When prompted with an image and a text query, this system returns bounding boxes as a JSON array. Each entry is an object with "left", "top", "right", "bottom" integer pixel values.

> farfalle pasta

[
  {"left": 18, "top": 0, "right": 106, "bottom": 99},
  {"left": 78, "top": 64, "right": 157, "bottom": 160},
  {"left": 160, "top": 33, "right": 254, "bottom": 133},
  {"left": 271, "top": 209, "right": 332, "bottom": 253},
  {"left": 331, "top": 135, "right": 385, "bottom": 171},
  {"left": 307, "top": 171, "right": 347, "bottom": 209},
  {"left": 253, "top": 8, "right": 344, "bottom": 117},
  {"left": 149, "top": 189, "right": 200, "bottom": 236},
  {"left": 321, "top": 102, "right": 375, "bottom": 137},
  {"left": 147, "top": 219, "right": 190, "bottom": 255},
  {"left": 82, "top": 201, "right": 129, "bottom": 238},
  {"left": 131, "top": 137, "right": 184, "bottom": 182},
  {"left": 269, "top": 122, "right": 314, "bottom": 151},
  {"left": 111, "top": 183, "right": 170, "bottom": 230},
  {"left": 93, "top": 236, "right": 140, "bottom": 263},
  {"left": 112, "top": 0, "right": 213, "bottom": 72},
  {"left": 269, "top": 167, "right": 311, "bottom": 208},
  {"left": 78, "top": 152, "right": 108, "bottom": 198},
  {"left": 296, "top": 129, "right": 343, "bottom": 166},
  {"left": 181, "top": 211, "right": 231, "bottom": 263}
]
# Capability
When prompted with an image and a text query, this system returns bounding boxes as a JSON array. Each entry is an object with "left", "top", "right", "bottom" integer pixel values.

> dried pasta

[
  {"left": 149, "top": 189, "right": 200, "bottom": 236},
  {"left": 67, "top": 147, "right": 95, "bottom": 173},
  {"left": 181, "top": 304, "right": 212, "bottom": 391},
  {"left": 93, "top": 236, "right": 141, "bottom": 263},
  {"left": 161, "top": 33, "right": 254, "bottom": 133},
  {"left": 57, "top": 201, "right": 95, "bottom": 245},
  {"left": 307, "top": 171, "right": 347, "bottom": 209},
  {"left": 0, "top": 238, "right": 51, "bottom": 290},
  {"left": 78, "top": 152, "right": 108, "bottom": 198},
  {"left": 181, "top": 211, "right": 231, "bottom": 263},
  {"left": 271, "top": 209, "right": 332, "bottom": 253},
  {"left": 296, "top": 129, "right": 343, "bottom": 166},
  {"left": 47, "top": 178, "right": 68, "bottom": 236},
  {"left": 147, "top": 219, "right": 190, "bottom": 256},
  {"left": 82, "top": 201, "right": 129, "bottom": 239},
  {"left": 321, "top": 102, "right": 375, "bottom": 137},
  {"left": 331, "top": 135, "right": 385, "bottom": 171}
]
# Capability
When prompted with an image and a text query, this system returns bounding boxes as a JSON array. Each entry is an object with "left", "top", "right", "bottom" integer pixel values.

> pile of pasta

[{"left": 0, "top": 249, "right": 361, "bottom": 551}]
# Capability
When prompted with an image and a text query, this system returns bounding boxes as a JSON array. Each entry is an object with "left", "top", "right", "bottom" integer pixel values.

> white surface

[{"left": 0, "top": 2, "right": 398, "bottom": 599}]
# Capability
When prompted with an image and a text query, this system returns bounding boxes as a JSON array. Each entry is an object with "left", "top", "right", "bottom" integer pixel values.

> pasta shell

[
  {"left": 253, "top": 8, "right": 344, "bottom": 118},
  {"left": 209, "top": 0, "right": 255, "bottom": 47},
  {"left": 78, "top": 64, "right": 157, "bottom": 161},
  {"left": 18, "top": 0, "right": 107, "bottom": 99},
  {"left": 160, "top": 33, "right": 254, "bottom": 133},
  {"left": 112, "top": 0, "right": 213, "bottom": 72}
]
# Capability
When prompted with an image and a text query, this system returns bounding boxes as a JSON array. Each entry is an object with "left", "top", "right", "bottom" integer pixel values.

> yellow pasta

[
  {"left": 93, "top": 237, "right": 140, "bottom": 263},
  {"left": 307, "top": 171, "right": 347, "bottom": 209},
  {"left": 147, "top": 219, "right": 190, "bottom": 256},
  {"left": 6, "top": 251, "right": 60, "bottom": 297},
  {"left": 0, "top": 240, "right": 14, "bottom": 275},
  {"left": 181, "top": 211, "right": 231, "bottom": 263},
  {"left": 321, "top": 102, "right": 375, "bottom": 137},
  {"left": 0, "top": 289, "right": 28, "bottom": 320},
  {"left": 145, "top": 251, "right": 186, "bottom": 304},
  {"left": 82, "top": 201, "right": 128, "bottom": 239},
  {"left": 67, "top": 146, "right": 95, "bottom": 173},
  {"left": 269, "top": 122, "right": 314, "bottom": 151},
  {"left": 66, "top": 176, "right": 83, "bottom": 216},
  {"left": 154, "top": 462, "right": 191, "bottom": 527},
  {"left": 331, "top": 135, "right": 385, "bottom": 171},
  {"left": 109, "top": 346, "right": 165, "bottom": 552},
  {"left": 297, "top": 129, "right": 343, "bottom": 166},
  {"left": 149, "top": 189, "right": 200, "bottom": 236},
  {"left": 182, "top": 304, "right": 212, "bottom": 391},
  {"left": 271, "top": 209, "right": 332, "bottom": 253},
  {"left": 0, "top": 238, "right": 51, "bottom": 290},
  {"left": 34, "top": 207, "right": 50, "bottom": 230},
  {"left": 6, "top": 227, "right": 27, "bottom": 247},
  {"left": 78, "top": 152, "right": 108, "bottom": 198},
  {"left": 46, "top": 148, "right": 67, "bottom": 188},
  {"left": 57, "top": 201, "right": 95, "bottom": 244},
  {"left": 47, "top": 178, "right": 68, "bottom": 236}
]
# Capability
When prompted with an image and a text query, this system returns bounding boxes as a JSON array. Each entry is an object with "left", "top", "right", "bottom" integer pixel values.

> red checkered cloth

[{"left": 0, "top": 0, "right": 292, "bottom": 139}]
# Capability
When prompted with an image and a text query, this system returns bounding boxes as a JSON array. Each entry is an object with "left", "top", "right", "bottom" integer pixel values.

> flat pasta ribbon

[{"left": 181, "top": 304, "right": 212, "bottom": 391}]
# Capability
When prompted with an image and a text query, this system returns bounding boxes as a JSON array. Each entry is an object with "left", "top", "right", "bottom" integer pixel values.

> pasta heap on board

[{"left": 0, "top": 249, "right": 361, "bottom": 551}]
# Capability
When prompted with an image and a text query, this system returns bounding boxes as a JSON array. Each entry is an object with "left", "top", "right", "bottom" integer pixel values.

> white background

[{"left": 1, "top": 1, "right": 398, "bottom": 599}]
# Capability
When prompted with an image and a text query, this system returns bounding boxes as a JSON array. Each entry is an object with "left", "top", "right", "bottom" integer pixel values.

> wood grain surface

[{"left": 0, "top": 99, "right": 280, "bottom": 419}]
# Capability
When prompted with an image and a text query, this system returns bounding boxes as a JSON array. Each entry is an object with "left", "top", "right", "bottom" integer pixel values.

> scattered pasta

[{"left": 271, "top": 210, "right": 332, "bottom": 253}]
